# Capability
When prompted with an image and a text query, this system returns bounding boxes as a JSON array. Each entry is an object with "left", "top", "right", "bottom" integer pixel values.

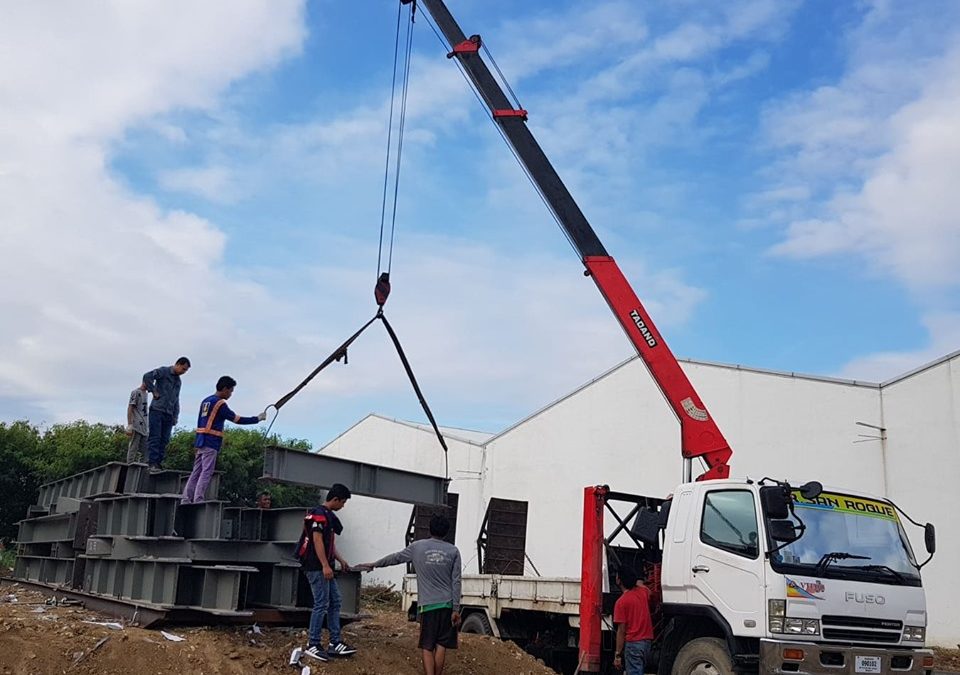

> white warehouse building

[{"left": 325, "top": 350, "right": 960, "bottom": 645}]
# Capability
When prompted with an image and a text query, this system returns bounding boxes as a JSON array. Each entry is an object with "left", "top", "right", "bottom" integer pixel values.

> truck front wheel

[
  {"left": 460, "top": 612, "right": 494, "bottom": 636},
  {"left": 670, "top": 637, "right": 735, "bottom": 675}
]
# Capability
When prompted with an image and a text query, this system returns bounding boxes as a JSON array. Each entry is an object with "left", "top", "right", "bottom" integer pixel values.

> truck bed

[{"left": 402, "top": 573, "right": 582, "bottom": 621}]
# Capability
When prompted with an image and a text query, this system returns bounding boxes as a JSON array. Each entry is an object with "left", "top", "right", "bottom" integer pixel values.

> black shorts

[{"left": 418, "top": 607, "right": 458, "bottom": 650}]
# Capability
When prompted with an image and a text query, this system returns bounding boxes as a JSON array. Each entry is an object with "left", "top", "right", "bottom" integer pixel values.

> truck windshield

[{"left": 770, "top": 491, "right": 921, "bottom": 586}]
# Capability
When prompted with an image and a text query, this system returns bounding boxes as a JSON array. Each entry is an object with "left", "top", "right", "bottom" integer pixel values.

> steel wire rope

[
  {"left": 376, "top": 1, "right": 406, "bottom": 278},
  {"left": 386, "top": 5, "right": 416, "bottom": 273}
]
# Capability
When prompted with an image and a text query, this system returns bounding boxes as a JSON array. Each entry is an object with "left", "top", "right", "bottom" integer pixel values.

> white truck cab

[{"left": 660, "top": 479, "right": 934, "bottom": 674}]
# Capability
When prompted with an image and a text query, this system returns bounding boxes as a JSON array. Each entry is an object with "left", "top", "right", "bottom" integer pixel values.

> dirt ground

[
  {"left": 0, "top": 583, "right": 957, "bottom": 674},
  {"left": 0, "top": 584, "right": 556, "bottom": 675}
]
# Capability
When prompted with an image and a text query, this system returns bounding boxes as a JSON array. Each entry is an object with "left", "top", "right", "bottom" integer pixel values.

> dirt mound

[{"left": 0, "top": 585, "right": 556, "bottom": 675}]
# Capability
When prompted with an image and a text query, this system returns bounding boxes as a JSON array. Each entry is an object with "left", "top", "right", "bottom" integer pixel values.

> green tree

[
  {"left": 0, "top": 421, "right": 44, "bottom": 541},
  {"left": 33, "top": 421, "right": 127, "bottom": 481}
]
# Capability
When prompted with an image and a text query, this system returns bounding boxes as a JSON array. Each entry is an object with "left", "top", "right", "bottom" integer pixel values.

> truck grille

[{"left": 821, "top": 615, "right": 902, "bottom": 644}]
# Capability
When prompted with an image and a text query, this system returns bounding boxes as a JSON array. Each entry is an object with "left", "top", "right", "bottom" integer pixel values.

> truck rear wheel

[
  {"left": 670, "top": 637, "right": 734, "bottom": 675},
  {"left": 460, "top": 612, "right": 494, "bottom": 636}
]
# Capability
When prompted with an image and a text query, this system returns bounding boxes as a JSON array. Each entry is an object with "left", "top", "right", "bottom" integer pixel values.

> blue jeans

[
  {"left": 624, "top": 640, "right": 651, "bottom": 675},
  {"left": 147, "top": 409, "right": 174, "bottom": 465},
  {"left": 305, "top": 571, "right": 341, "bottom": 648}
]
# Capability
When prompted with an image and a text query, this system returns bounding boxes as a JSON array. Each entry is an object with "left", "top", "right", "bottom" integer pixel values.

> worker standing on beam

[
  {"left": 180, "top": 376, "right": 266, "bottom": 504},
  {"left": 143, "top": 356, "right": 191, "bottom": 471}
]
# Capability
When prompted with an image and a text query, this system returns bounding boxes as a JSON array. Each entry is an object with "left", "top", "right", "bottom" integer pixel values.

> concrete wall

[
  {"left": 880, "top": 353, "right": 960, "bottom": 644},
  {"left": 314, "top": 353, "right": 959, "bottom": 645}
]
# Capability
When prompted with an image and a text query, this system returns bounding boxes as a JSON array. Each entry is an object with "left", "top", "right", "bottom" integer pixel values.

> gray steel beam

[
  {"left": 259, "top": 508, "right": 307, "bottom": 542},
  {"left": 262, "top": 445, "right": 448, "bottom": 505},
  {"left": 176, "top": 501, "right": 223, "bottom": 539},
  {"left": 37, "top": 463, "right": 125, "bottom": 506},
  {"left": 16, "top": 512, "right": 77, "bottom": 544},
  {"left": 95, "top": 495, "right": 180, "bottom": 537}
]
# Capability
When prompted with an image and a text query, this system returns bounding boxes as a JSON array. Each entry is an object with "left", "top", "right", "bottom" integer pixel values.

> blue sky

[{"left": 2, "top": 0, "right": 959, "bottom": 448}]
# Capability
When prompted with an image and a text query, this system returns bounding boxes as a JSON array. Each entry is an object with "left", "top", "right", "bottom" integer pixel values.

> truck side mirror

[
  {"left": 768, "top": 519, "right": 798, "bottom": 543},
  {"left": 760, "top": 486, "right": 791, "bottom": 520},
  {"left": 924, "top": 523, "right": 936, "bottom": 555},
  {"left": 799, "top": 481, "right": 823, "bottom": 500}
]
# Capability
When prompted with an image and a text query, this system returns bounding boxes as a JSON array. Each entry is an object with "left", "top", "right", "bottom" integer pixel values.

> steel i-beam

[{"left": 261, "top": 445, "right": 448, "bottom": 506}]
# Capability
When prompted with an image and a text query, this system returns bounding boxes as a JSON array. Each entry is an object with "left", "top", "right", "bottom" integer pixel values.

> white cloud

[
  {"left": 752, "top": 2, "right": 960, "bottom": 377},
  {"left": 0, "top": 2, "right": 306, "bottom": 422},
  {"left": 768, "top": 47, "right": 960, "bottom": 290},
  {"left": 158, "top": 166, "right": 239, "bottom": 203},
  {"left": 837, "top": 312, "right": 960, "bottom": 382}
]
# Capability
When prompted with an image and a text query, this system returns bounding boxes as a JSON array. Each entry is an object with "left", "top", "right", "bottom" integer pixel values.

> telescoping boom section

[{"left": 405, "top": 0, "right": 732, "bottom": 482}]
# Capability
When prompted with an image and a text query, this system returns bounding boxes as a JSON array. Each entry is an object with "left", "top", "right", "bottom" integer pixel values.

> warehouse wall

[
  {"left": 318, "top": 353, "right": 959, "bottom": 644},
  {"left": 482, "top": 358, "right": 885, "bottom": 579},
  {"left": 880, "top": 352, "right": 960, "bottom": 644}
]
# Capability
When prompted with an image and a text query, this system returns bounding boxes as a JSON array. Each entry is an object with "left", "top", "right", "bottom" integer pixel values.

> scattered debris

[
  {"left": 250, "top": 622, "right": 263, "bottom": 635},
  {"left": 73, "top": 636, "right": 109, "bottom": 665},
  {"left": 82, "top": 620, "right": 124, "bottom": 630},
  {"left": 0, "top": 594, "right": 17, "bottom": 603},
  {"left": 289, "top": 646, "right": 303, "bottom": 666},
  {"left": 160, "top": 630, "right": 186, "bottom": 642},
  {"left": 301, "top": 666, "right": 311, "bottom": 675}
]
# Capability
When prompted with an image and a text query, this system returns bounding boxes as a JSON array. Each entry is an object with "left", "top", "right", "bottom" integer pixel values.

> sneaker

[
  {"left": 329, "top": 641, "right": 357, "bottom": 657},
  {"left": 301, "top": 645, "right": 329, "bottom": 662}
]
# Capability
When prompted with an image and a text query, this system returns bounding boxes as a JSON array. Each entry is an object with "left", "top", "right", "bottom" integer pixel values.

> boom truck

[{"left": 398, "top": 1, "right": 938, "bottom": 673}]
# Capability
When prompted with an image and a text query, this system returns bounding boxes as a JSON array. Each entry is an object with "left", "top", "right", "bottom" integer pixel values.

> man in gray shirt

[
  {"left": 361, "top": 515, "right": 461, "bottom": 675},
  {"left": 142, "top": 356, "right": 190, "bottom": 471}
]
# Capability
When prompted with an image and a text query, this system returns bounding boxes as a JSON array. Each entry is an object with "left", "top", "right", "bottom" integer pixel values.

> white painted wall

[
  {"left": 880, "top": 354, "right": 960, "bottom": 644},
  {"left": 312, "top": 353, "right": 959, "bottom": 645},
  {"left": 320, "top": 414, "right": 487, "bottom": 591},
  {"left": 482, "top": 358, "right": 885, "bottom": 580}
]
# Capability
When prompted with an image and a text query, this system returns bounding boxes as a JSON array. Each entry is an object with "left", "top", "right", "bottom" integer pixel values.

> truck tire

[
  {"left": 670, "top": 637, "right": 735, "bottom": 675},
  {"left": 460, "top": 612, "right": 494, "bottom": 636}
]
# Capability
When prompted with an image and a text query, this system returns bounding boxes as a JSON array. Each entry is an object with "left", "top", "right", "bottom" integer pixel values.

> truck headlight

[
  {"left": 903, "top": 626, "right": 925, "bottom": 642},
  {"left": 776, "top": 618, "right": 819, "bottom": 635},
  {"left": 769, "top": 599, "right": 786, "bottom": 617}
]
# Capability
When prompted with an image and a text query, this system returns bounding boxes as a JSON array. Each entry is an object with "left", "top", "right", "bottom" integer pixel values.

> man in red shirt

[{"left": 613, "top": 567, "right": 653, "bottom": 674}]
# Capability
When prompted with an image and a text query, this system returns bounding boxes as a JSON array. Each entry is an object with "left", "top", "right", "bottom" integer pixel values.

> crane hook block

[
  {"left": 375, "top": 272, "right": 392, "bottom": 307},
  {"left": 448, "top": 35, "right": 481, "bottom": 58}
]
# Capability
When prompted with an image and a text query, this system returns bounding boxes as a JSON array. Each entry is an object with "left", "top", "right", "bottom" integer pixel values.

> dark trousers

[{"left": 147, "top": 409, "right": 174, "bottom": 465}]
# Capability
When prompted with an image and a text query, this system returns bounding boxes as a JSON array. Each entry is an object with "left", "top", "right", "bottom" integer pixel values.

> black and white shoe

[
  {"left": 301, "top": 645, "right": 329, "bottom": 662},
  {"left": 329, "top": 641, "right": 357, "bottom": 657}
]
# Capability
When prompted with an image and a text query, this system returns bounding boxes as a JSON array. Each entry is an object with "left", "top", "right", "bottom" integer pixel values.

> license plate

[{"left": 855, "top": 655, "right": 882, "bottom": 673}]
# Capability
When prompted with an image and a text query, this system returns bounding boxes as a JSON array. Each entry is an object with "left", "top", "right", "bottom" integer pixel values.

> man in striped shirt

[{"left": 180, "top": 376, "right": 266, "bottom": 504}]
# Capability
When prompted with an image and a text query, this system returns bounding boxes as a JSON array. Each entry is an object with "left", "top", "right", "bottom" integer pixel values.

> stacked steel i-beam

[{"left": 11, "top": 461, "right": 360, "bottom": 625}]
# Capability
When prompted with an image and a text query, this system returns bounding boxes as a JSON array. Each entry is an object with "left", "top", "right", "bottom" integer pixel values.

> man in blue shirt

[
  {"left": 180, "top": 375, "right": 266, "bottom": 504},
  {"left": 143, "top": 356, "right": 191, "bottom": 471}
]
